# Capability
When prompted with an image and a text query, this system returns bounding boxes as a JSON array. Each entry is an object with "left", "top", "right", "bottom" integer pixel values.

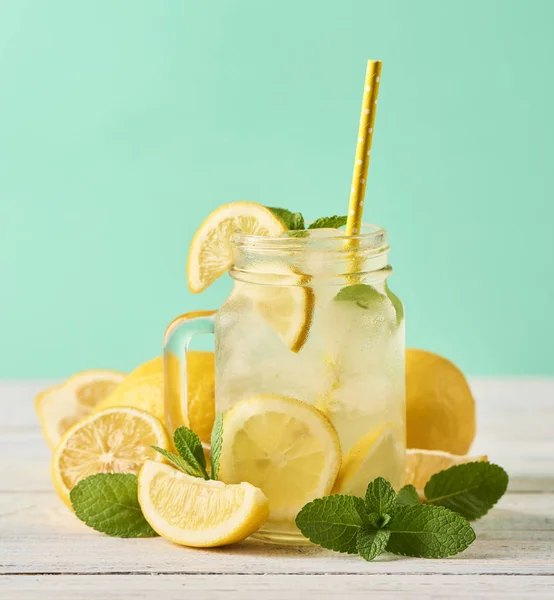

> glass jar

[{"left": 164, "top": 226, "right": 405, "bottom": 545}]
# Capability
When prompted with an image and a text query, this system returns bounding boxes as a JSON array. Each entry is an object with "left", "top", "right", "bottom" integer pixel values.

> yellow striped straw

[{"left": 346, "top": 60, "right": 382, "bottom": 236}]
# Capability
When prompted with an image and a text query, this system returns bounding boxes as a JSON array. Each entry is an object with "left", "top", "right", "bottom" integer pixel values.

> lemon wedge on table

[
  {"left": 52, "top": 407, "right": 168, "bottom": 507},
  {"left": 333, "top": 424, "right": 404, "bottom": 496},
  {"left": 405, "top": 449, "right": 488, "bottom": 492},
  {"left": 187, "top": 201, "right": 287, "bottom": 293},
  {"left": 138, "top": 461, "right": 269, "bottom": 547},
  {"left": 218, "top": 395, "right": 341, "bottom": 521},
  {"left": 35, "top": 369, "right": 126, "bottom": 450},
  {"left": 94, "top": 353, "right": 215, "bottom": 445}
]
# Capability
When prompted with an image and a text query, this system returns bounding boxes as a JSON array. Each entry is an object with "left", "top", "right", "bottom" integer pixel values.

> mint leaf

[
  {"left": 356, "top": 527, "right": 390, "bottom": 561},
  {"left": 151, "top": 445, "right": 200, "bottom": 477},
  {"left": 267, "top": 207, "right": 305, "bottom": 230},
  {"left": 334, "top": 284, "right": 387, "bottom": 309},
  {"left": 365, "top": 477, "right": 396, "bottom": 517},
  {"left": 387, "top": 504, "right": 475, "bottom": 558},
  {"left": 290, "top": 212, "right": 305, "bottom": 230},
  {"left": 296, "top": 495, "right": 367, "bottom": 554},
  {"left": 396, "top": 485, "right": 420, "bottom": 507},
  {"left": 70, "top": 473, "right": 158, "bottom": 538},
  {"left": 173, "top": 427, "right": 209, "bottom": 480},
  {"left": 425, "top": 462, "right": 508, "bottom": 520},
  {"left": 210, "top": 413, "right": 223, "bottom": 480},
  {"left": 385, "top": 283, "right": 404, "bottom": 325},
  {"left": 308, "top": 215, "right": 348, "bottom": 229}
]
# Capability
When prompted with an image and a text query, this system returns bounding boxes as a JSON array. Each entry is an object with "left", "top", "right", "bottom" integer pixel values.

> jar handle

[{"left": 163, "top": 310, "right": 216, "bottom": 437}]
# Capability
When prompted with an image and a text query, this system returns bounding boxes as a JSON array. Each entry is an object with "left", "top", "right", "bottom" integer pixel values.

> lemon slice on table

[
  {"left": 94, "top": 354, "right": 215, "bottom": 445},
  {"left": 35, "top": 369, "right": 126, "bottom": 450},
  {"left": 218, "top": 395, "right": 341, "bottom": 521},
  {"left": 333, "top": 424, "right": 403, "bottom": 496},
  {"left": 405, "top": 449, "right": 488, "bottom": 492},
  {"left": 187, "top": 201, "right": 287, "bottom": 293},
  {"left": 52, "top": 407, "right": 168, "bottom": 507},
  {"left": 138, "top": 461, "right": 269, "bottom": 547}
]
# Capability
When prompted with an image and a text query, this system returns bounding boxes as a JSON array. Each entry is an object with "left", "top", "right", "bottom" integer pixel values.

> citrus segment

[
  {"left": 52, "top": 407, "right": 168, "bottom": 506},
  {"left": 35, "top": 369, "right": 126, "bottom": 450},
  {"left": 333, "top": 424, "right": 403, "bottom": 496},
  {"left": 138, "top": 461, "right": 269, "bottom": 547},
  {"left": 187, "top": 201, "right": 287, "bottom": 293},
  {"left": 405, "top": 449, "right": 488, "bottom": 492},
  {"left": 218, "top": 395, "right": 341, "bottom": 521}
]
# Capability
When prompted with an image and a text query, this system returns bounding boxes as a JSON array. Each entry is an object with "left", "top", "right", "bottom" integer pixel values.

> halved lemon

[
  {"left": 138, "top": 461, "right": 269, "bottom": 547},
  {"left": 52, "top": 407, "right": 168, "bottom": 507},
  {"left": 333, "top": 424, "right": 404, "bottom": 496},
  {"left": 218, "top": 395, "right": 341, "bottom": 521},
  {"left": 405, "top": 449, "right": 488, "bottom": 492},
  {"left": 35, "top": 369, "right": 126, "bottom": 450},
  {"left": 187, "top": 201, "right": 287, "bottom": 293},
  {"left": 95, "top": 354, "right": 215, "bottom": 445}
]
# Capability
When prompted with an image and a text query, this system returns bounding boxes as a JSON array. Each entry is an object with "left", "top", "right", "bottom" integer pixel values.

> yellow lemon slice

[
  {"left": 405, "top": 449, "right": 488, "bottom": 492},
  {"left": 187, "top": 201, "right": 287, "bottom": 293},
  {"left": 333, "top": 424, "right": 404, "bottom": 496},
  {"left": 95, "top": 354, "right": 215, "bottom": 444},
  {"left": 35, "top": 369, "right": 126, "bottom": 450},
  {"left": 138, "top": 461, "right": 269, "bottom": 547},
  {"left": 52, "top": 407, "right": 168, "bottom": 507},
  {"left": 218, "top": 395, "right": 341, "bottom": 521}
]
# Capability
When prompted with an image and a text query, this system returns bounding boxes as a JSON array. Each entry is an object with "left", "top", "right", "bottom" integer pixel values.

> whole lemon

[{"left": 406, "top": 349, "right": 476, "bottom": 454}]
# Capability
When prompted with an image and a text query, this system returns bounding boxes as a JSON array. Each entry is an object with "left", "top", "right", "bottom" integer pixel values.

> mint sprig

[
  {"left": 267, "top": 206, "right": 347, "bottom": 232},
  {"left": 308, "top": 215, "right": 348, "bottom": 229},
  {"left": 173, "top": 426, "right": 209, "bottom": 479},
  {"left": 210, "top": 413, "right": 224, "bottom": 480},
  {"left": 70, "top": 473, "right": 158, "bottom": 538},
  {"left": 335, "top": 283, "right": 404, "bottom": 325},
  {"left": 425, "top": 462, "right": 509, "bottom": 520}
]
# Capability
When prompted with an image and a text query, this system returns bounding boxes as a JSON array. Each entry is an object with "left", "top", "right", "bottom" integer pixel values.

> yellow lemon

[
  {"left": 95, "top": 353, "right": 215, "bottom": 444},
  {"left": 407, "top": 349, "right": 476, "bottom": 454},
  {"left": 333, "top": 424, "right": 404, "bottom": 495},
  {"left": 187, "top": 201, "right": 287, "bottom": 293},
  {"left": 52, "top": 407, "right": 168, "bottom": 507},
  {"left": 138, "top": 461, "right": 269, "bottom": 547},
  {"left": 35, "top": 369, "right": 126, "bottom": 450},
  {"left": 218, "top": 395, "right": 341, "bottom": 521},
  {"left": 405, "top": 449, "right": 488, "bottom": 492}
]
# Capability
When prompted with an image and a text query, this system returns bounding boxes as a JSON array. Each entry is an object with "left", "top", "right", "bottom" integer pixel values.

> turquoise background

[{"left": 1, "top": 0, "right": 553, "bottom": 378}]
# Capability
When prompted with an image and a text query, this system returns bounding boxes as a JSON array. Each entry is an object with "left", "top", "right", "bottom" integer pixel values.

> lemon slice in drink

[
  {"left": 187, "top": 201, "right": 287, "bottom": 293},
  {"left": 52, "top": 407, "right": 168, "bottom": 507},
  {"left": 218, "top": 395, "right": 341, "bottom": 521},
  {"left": 138, "top": 461, "right": 269, "bottom": 547},
  {"left": 333, "top": 424, "right": 403, "bottom": 495},
  {"left": 35, "top": 369, "right": 126, "bottom": 450},
  {"left": 405, "top": 449, "right": 488, "bottom": 492}
]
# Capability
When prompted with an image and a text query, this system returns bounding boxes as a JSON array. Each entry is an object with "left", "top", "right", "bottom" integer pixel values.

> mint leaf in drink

[
  {"left": 210, "top": 413, "right": 223, "bottom": 480},
  {"left": 425, "top": 462, "right": 509, "bottom": 520},
  {"left": 267, "top": 207, "right": 305, "bottom": 230},
  {"left": 308, "top": 215, "right": 348, "bottom": 229},
  {"left": 387, "top": 504, "right": 475, "bottom": 558},
  {"left": 173, "top": 426, "right": 209, "bottom": 480},
  {"left": 295, "top": 495, "right": 367, "bottom": 554},
  {"left": 151, "top": 445, "right": 200, "bottom": 477},
  {"left": 334, "top": 284, "right": 386, "bottom": 309},
  {"left": 385, "top": 283, "right": 404, "bottom": 325},
  {"left": 396, "top": 485, "right": 420, "bottom": 507},
  {"left": 356, "top": 527, "right": 390, "bottom": 561},
  {"left": 70, "top": 473, "right": 158, "bottom": 538},
  {"left": 365, "top": 477, "right": 396, "bottom": 517}
]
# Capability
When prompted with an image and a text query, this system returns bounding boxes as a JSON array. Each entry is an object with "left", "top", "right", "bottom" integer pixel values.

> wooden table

[{"left": 1, "top": 380, "right": 553, "bottom": 599}]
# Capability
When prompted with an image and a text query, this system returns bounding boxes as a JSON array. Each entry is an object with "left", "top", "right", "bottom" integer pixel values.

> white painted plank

[
  {"left": 1, "top": 574, "right": 553, "bottom": 600},
  {"left": 1, "top": 492, "right": 553, "bottom": 576}
]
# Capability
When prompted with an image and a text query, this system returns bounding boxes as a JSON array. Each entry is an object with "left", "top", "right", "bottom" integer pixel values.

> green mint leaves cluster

[
  {"left": 268, "top": 206, "right": 348, "bottom": 231},
  {"left": 296, "top": 462, "right": 508, "bottom": 561},
  {"left": 70, "top": 417, "right": 224, "bottom": 538}
]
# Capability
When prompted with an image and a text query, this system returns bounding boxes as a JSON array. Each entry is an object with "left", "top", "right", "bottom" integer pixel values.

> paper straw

[{"left": 345, "top": 60, "right": 382, "bottom": 236}]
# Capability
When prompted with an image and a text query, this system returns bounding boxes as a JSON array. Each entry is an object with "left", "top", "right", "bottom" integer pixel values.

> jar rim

[{"left": 232, "top": 223, "right": 388, "bottom": 254}]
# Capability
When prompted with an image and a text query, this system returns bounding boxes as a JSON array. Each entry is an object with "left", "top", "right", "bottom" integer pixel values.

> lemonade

[{"left": 164, "top": 208, "right": 405, "bottom": 545}]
